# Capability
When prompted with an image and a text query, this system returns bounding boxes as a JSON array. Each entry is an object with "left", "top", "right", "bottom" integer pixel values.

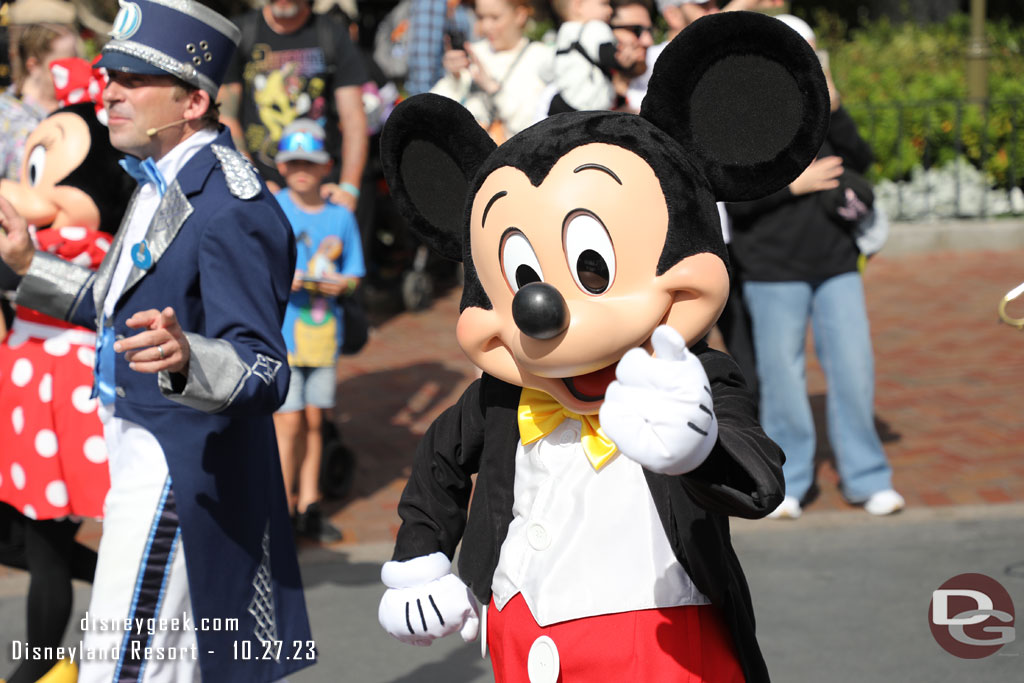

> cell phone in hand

[{"left": 446, "top": 28, "right": 466, "bottom": 51}]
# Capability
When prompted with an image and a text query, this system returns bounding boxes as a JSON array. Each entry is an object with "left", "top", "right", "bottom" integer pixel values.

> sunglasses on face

[
  {"left": 611, "top": 24, "right": 653, "bottom": 38},
  {"left": 278, "top": 131, "right": 325, "bottom": 153}
]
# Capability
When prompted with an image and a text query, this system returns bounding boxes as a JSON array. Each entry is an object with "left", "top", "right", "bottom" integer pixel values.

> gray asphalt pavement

[{"left": 2, "top": 503, "right": 1021, "bottom": 683}]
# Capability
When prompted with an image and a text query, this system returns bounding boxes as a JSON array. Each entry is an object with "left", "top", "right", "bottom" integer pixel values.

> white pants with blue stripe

[{"left": 79, "top": 412, "right": 199, "bottom": 683}]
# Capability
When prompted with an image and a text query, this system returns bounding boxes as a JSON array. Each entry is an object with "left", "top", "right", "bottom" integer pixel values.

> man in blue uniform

[{"left": 0, "top": 1, "right": 313, "bottom": 681}]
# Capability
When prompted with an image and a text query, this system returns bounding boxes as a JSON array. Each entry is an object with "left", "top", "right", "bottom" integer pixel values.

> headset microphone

[{"left": 146, "top": 118, "right": 190, "bottom": 136}]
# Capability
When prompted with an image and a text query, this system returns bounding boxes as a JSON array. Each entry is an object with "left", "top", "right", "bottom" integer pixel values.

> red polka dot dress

[{"left": 0, "top": 226, "right": 112, "bottom": 520}]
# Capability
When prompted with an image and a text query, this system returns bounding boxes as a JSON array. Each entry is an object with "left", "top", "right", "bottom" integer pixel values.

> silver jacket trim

[
  {"left": 16, "top": 252, "right": 95, "bottom": 322},
  {"left": 247, "top": 521, "right": 279, "bottom": 652},
  {"left": 121, "top": 182, "right": 193, "bottom": 297},
  {"left": 158, "top": 332, "right": 249, "bottom": 413},
  {"left": 251, "top": 354, "right": 282, "bottom": 386},
  {"left": 211, "top": 145, "right": 261, "bottom": 200}
]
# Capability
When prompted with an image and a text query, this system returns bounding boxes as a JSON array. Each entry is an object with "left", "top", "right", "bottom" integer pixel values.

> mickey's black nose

[{"left": 512, "top": 282, "right": 569, "bottom": 340}]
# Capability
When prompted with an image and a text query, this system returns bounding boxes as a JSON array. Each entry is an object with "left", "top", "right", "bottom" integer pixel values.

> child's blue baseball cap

[{"left": 277, "top": 119, "right": 331, "bottom": 164}]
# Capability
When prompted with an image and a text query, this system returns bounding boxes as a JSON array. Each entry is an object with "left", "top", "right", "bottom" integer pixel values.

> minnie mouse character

[
  {"left": 0, "top": 57, "right": 134, "bottom": 683},
  {"left": 0, "top": 58, "right": 133, "bottom": 520},
  {"left": 377, "top": 12, "right": 830, "bottom": 683}
]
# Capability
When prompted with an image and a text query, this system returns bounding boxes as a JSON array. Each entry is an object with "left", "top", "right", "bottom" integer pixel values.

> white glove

[
  {"left": 378, "top": 551, "right": 480, "bottom": 646},
  {"left": 599, "top": 325, "right": 718, "bottom": 475}
]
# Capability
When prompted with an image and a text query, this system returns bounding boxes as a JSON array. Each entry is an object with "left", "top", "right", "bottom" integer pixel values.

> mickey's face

[
  {"left": 0, "top": 112, "right": 100, "bottom": 231},
  {"left": 382, "top": 14, "right": 831, "bottom": 414},
  {"left": 457, "top": 143, "right": 729, "bottom": 414}
]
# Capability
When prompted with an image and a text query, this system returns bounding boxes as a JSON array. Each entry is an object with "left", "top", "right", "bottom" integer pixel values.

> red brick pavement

[{"left": 326, "top": 248, "right": 1024, "bottom": 545}]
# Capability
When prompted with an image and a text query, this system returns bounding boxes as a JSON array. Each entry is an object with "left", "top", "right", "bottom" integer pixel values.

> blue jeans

[
  {"left": 278, "top": 365, "right": 337, "bottom": 413},
  {"left": 743, "top": 273, "right": 892, "bottom": 502}
]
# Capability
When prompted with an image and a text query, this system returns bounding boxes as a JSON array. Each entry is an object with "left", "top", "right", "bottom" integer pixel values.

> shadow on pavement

[
  {"left": 328, "top": 361, "right": 473, "bottom": 501},
  {"left": 297, "top": 551, "right": 382, "bottom": 589}
]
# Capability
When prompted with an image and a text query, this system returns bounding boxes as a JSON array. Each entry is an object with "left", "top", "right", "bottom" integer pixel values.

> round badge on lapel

[{"left": 131, "top": 239, "right": 152, "bottom": 270}]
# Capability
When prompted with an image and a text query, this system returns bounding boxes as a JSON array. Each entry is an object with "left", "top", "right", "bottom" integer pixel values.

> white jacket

[{"left": 431, "top": 38, "right": 554, "bottom": 138}]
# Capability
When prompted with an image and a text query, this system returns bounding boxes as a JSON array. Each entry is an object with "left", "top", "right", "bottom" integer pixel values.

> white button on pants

[{"left": 527, "top": 635, "right": 559, "bottom": 683}]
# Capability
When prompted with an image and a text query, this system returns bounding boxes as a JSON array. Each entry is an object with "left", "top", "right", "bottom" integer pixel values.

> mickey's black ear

[
  {"left": 640, "top": 11, "right": 830, "bottom": 202},
  {"left": 380, "top": 94, "right": 497, "bottom": 262}
]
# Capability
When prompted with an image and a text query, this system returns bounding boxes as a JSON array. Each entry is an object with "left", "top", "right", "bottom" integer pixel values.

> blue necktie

[
  {"left": 93, "top": 323, "right": 117, "bottom": 405},
  {"left": 119, "top": 156, "right": 167, "bottom": 196}
]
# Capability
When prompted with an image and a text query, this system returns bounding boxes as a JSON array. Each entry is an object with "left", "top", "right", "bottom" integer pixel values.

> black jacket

[
  {"left": 728, "top": 106, "right": 874, "bottom": 283},
  {"left": 391, "top": 344, "right": 786, "bottom": 683}
]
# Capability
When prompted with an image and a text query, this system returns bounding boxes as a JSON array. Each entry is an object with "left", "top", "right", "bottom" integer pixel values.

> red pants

[{"left": 488, "top": 594, "right": 745, "bottom": 682}]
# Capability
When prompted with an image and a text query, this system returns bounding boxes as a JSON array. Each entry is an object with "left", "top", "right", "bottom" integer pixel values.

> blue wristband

[{"left": 340, "top": 182, "right": 360, "bottom": 199}]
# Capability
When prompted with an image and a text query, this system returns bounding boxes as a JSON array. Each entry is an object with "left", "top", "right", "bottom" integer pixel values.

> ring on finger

[{"left": 157, "top": 344, "right": 165, "bottom": 359}]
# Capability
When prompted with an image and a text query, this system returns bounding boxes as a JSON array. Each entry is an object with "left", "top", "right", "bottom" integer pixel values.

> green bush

[{"left": 812, "top": 11, "right": 1024, "bottom": 189}]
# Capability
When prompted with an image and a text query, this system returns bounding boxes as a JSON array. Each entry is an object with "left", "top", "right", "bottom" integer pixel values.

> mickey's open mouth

[{"left": 562, "top": 362, "right": 618, "bottom": 403}]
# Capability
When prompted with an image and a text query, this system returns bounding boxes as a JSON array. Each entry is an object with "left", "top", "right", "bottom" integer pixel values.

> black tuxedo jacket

[{"left": 392, "top": 343, "right": 785, "bottom": 682}]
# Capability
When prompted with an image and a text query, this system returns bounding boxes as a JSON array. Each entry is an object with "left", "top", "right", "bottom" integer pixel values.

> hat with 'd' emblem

[{"left": 95, "top": 0, "right": 241, "bottom": 96}]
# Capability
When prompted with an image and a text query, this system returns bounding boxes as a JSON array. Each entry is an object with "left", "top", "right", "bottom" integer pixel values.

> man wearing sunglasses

[{"left": 609, "top": 0, "right": 655, "bottom": 111}]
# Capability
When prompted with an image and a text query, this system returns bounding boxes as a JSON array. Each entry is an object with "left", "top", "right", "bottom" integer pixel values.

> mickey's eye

[
  {"left": 501, "top": 230, "right": 543, "bottom": 293},
  {"left": 564, "top": 211, "right": 615, "bottom": 295},
  {"left": 26, "top": 145, "right": 46, "bottom": 187}
]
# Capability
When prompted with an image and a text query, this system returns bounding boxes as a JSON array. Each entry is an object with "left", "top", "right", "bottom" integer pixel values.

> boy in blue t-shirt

[{"left": 273, "top": 118, "right": 366, "bottom": 542}]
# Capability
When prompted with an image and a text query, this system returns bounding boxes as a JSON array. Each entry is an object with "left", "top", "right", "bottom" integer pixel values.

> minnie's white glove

[
  {"left": 599, "top": 325, "right": 718, "bottom": 475},
  {"left": 378, "top": 551, "right": 480, "bottom": 646}
]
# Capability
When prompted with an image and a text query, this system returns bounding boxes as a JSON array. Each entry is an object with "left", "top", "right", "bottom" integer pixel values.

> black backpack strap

[{"left": 556, "top": 41, "right": 601, "bottom": 68}]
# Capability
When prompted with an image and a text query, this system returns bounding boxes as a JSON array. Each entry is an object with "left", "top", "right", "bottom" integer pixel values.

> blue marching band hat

[{"left": 96, "top": 0, "right": 241, "bottom": 96}]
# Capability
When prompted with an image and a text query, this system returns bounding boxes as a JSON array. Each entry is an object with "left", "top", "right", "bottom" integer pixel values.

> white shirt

[
  {"left": 431, "top": 38, "right": 554, "bottom": 138},
  {"left": 490, "top": 418, "right": 709, "bottom": 627},
  {"left": 97, "top": 129, "right": 218, "bottom": 472}
]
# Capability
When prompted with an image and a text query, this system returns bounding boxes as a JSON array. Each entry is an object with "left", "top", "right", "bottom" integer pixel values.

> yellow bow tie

[{"left": 518, "top": 387, "right": 618, "bottom": 471}]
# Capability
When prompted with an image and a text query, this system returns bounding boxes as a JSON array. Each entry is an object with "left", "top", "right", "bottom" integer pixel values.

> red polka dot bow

[{"left": 48, "top": 56, "right": 109, "bottom": 120}]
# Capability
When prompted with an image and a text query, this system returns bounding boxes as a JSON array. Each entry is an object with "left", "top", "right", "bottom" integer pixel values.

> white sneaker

[
  {"left": 767, "top": 495, "right": 802, "bottom": 520},
  {"left": 863, "top": 489, "right": 905, "bottom": 516}
]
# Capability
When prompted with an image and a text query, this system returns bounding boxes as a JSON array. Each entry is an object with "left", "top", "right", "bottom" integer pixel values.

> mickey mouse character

[{"left": 377, "top": 12, "right": 830, "bottom": 683}]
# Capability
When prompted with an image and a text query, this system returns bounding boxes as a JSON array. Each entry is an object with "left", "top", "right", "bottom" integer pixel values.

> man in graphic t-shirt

[{"left": 220, "top": 0, "right": 368, "bottom": 210}]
